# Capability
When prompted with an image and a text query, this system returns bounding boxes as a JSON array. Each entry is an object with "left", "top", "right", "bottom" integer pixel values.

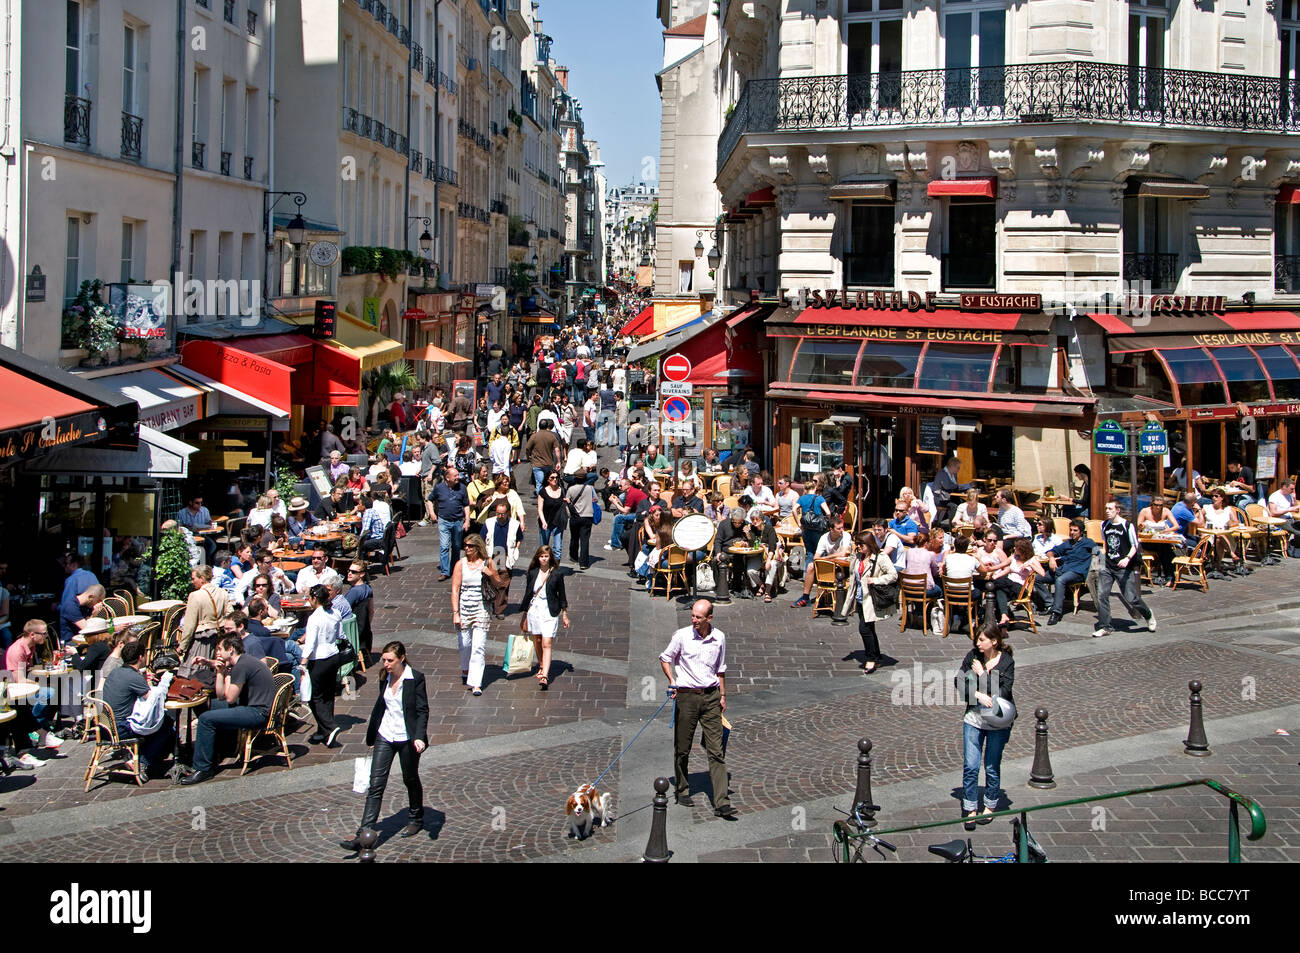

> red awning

[
  {"left": 180, "top": 340, "right": 293, "bottom": 413},
  {"left": 724, "top": 302, "right": 771, "bottom": 328},
  {"left": 927, "top": 177, "right": 997, "bottom": 198},
  {"left": 1092, "top": 309, "right": 1300, "bottom": 337},
  {"left": 667, "top": 318, "right": 763, "bottom": 386},
  {"left": 767, "top": 387, "right": 1092, "bottom": 418},
  {"left": 779, "top": 305, "right": 1050, "bottom": 345},
  {"left": 745, "top": 186, "right": 776, "bottom": 207},
  {"left": 0, "top": 368, "right": 95, "bottom": 431},
  {"left": 1278, "top": 185, "right": 1300, "bottom": 204},
  {"left": 619, "top": 304, "right": 655, "bottom": 337},
  {"left": 306, "top": 342, "right": 361, "bottom": 407},
  {"left": 233, "top": 333, "right": 317, "bottom": 365}
]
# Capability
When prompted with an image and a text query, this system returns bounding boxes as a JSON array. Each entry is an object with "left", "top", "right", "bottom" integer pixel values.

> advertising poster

[{"left": 799, "top": 442, "right": 821, "bottom": 474}]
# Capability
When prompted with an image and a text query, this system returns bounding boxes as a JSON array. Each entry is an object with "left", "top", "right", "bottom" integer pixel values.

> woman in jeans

[
  {"left": 340, "top": 640, "right": 430, "bottom": 849},
  {"left": 537, "top": 470, "right": 567, "bottom": 561},
  {"left": 955, "top": 622, "right": 1016, "bottom": 828},
  {"left": 564, "top": 468, "right": 597, "bottom": 571},
  {"left": 303, "top": 584, "right": 345, "bottom": 747}
]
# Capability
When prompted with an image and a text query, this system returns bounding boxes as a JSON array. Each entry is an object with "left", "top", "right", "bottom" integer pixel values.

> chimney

[{"left": 556, "top": 66, "right": 569, "bottom": 90}]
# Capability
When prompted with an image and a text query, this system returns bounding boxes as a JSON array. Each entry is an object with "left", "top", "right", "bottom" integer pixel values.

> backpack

[{"left": 801, "top": 495, "right": 829, "bottom": 537}]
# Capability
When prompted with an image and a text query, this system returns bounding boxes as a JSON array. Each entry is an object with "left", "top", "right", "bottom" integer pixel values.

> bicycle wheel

[{"left": 831, "top": 820, "right": 859, "bottom": 863}]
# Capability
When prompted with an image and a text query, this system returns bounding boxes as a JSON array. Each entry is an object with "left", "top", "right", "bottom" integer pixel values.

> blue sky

[{"left": 540, "top": 0, "right": 662, "bottom": 190}]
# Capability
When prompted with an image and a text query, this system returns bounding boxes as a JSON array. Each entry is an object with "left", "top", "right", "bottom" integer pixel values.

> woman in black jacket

[
  {"left": 955, "top": 622, "right": 1016, "bottom": 830},
  {"left": 340, "top": 640, "right": 430, "bottom": 849},
  {"left": 518, "top": 546, "right": 570, "bottom": 690}
]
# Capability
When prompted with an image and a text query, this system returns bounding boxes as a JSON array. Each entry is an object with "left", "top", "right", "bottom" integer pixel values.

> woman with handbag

[
  {"left": 451, "top": 534, "right": 506, "bottom": 697},
  {"left": 564, "top": 469, "right": 597, "bottom": 571},
  {"left": 955, "top": 622, "right": 1016, "bottom": 829},
  {"left": 178, "top": 565, "right": 229, "bottom": 678},
  {"left": 537, "top": 470, "right": 567, "bottom": 561},
  {"left": 303, "top": 584, "right": 346, "bottom": 746},
  {"left": 850, "top": 532, "right": 898, "bottom": 674},
  {"left": 518, "top": 545, "right": 570, "bottom": 691}
]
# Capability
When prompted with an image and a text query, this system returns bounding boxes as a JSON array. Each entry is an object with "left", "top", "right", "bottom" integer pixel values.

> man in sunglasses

[{"left": 295, "top": 550, "right": 341, "bottom": 595}]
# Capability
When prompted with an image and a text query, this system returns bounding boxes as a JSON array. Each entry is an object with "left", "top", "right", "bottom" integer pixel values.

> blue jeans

[
  {"left": 532, "top": 467, "right": 548, "bottom": 495},
  {"left": 438, "top": 518, "right": 465, "bottom": 576},
  {"left": 191, "top": 700, "right": 269, "bottom": 773},
  {"left": 962, "top": 721, "right": 1011, "bottom": 812},
  {"left": 1050, "top": 569, "right": 1086, "bottom": 616},
  {"left": 539, "top": 523, "right": 564, "bottom": 559},
  {"left": 283, "top": 638, "right": 304, "bottom": 693},
  {"left": 121, "top": 719, "right": 176, "bottom": 770},
  {"left": 611, "top": 513, "right": 636, "bottom": 549}
]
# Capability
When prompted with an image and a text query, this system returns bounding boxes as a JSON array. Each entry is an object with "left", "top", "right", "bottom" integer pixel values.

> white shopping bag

[
  {"left": 298, "top": 667, "right": 312, "bottom": 704},
  {"left": 352, "top": 755, "right": 372, "bottom": 794}
]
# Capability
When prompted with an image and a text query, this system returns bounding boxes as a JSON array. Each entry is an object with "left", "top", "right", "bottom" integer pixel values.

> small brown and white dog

[{"left": 565, "top": 783, "right": 613, "bottom": 839}]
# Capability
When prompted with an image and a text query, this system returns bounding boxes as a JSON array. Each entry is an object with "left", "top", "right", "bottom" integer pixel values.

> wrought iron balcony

[
  {"left": 718, "top": 62, "right": 1300, "bottom": 172},
  {"left": 359, "top": 0, "right": 374, "bottom": 12},
  {"left": 411, "top": 43, "right": 423, "bottom": 73},
  {"left": 490, "top": 198, "right": 508, "bottom": 215},
  {"left": 438, "top": 165, "right": 458, "bottom": 186},
  {"left": 1275, "top": 255, "right": 1300, "bottom": 293},
  {"left": 342, "top": 106, "right": 359, "bottom": 134},
  {"left": 388, "top": 14, "right": 400, "bottom": 38},
  {"left": 493, "top": 267, "right": 510, "bottom": 286},
  {"left": 385, "top": 127, "right": 397, "bottom": 150},
  {"left": 400, "top": 25, "right": 410, "bottom": 48},
  {"left": 359, "top": 114, "right": 372, "bottom": 138},
  {"left": 196, "top": 0, "right": 210, "bottom": 8},
  {"left": 373, "top": 120, "right": 387, "bottom": 144},
  {"left": 410, "top": 149, "right": 423, "bottom": 172},
  {"left": 425, "top": 157, "right": 437, "bottom": 180},
  {"left": 243, "top": 155, "right": 254, "bottom": 179},
  {"left": 1122, "top": 251, "right": 1180, "bottom": 289},
  {"left": 223, "top": 0, "right": 235, "bottom": 24},
  {"left": 220, "top": 150, "right": 232, "bottom": 175},
  {"left": 375, "top": 2, "right": 387, "bottom": 26},
  {"left": 120, "top": 111, "right": 142, "bottom": 160},
  {"left": 192, "top": 140, "right": 206, "bottom": 169},
  {"left": 247, "top": 8, "right": 257, "bottom": 36},
  {"left": 64, "top": 95, "right": 91, "bottom": 146},
  {"left": 427, "top": 61, "right": 437, "bottom": 86},
  {"left": 941, "top": 252, "right": 996, "bottom": 290}
]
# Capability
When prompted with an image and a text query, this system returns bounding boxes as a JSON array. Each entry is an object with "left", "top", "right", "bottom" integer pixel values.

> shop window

[
  {"left": 1160, "top": 347, "right": 1227, "bottom": 406},
  {"left": 856, "top": 342, "right": 920, "bottom": 388},
  {"left": 990, "top": 348, "right": 1016, "bottom": 393},
  {"left": 712, "top": 399, "right": 752, "bottom": 454},
  {"left": 943, "top": 200, "right": 996, "bottom": 289},
  {"left": 1254, "top": 345, "right": 1300, "bottom": 400},
  {"left": 790, "top": 338, "right": 862, "bottom": 385},
  {"left": 846, "top": 203, "right": 895, "bottom": 285},
  {"left": 1209, "top": 347, "right": 1270, "bottom": 404},
  {"left": 791, "top": 418, "right": 844, "bottom": 477},
  {"left": 1108, "top": 350, "right": 1174, "bottom": 404},
  {"left": 916, "top": 343, "right": 996, "bottom": 391},
  {"left": 973, "top": 424, "right": 1013, "bottom": 479}
]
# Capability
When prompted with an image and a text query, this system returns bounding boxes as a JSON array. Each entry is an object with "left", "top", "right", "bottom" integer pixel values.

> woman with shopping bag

[
  {"left": 518, "top": 545, "right": 569, "bottom": 691},
  {"left": 340, "top": 640, "right": 430, "bottom": 850}
]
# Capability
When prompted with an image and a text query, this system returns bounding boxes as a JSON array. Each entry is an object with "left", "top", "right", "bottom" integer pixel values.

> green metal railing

[{"left": 832, "top": 778, "right": 1266, "bottom": 863}]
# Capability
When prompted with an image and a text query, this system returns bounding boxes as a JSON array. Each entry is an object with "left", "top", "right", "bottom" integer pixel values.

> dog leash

[{"left": 588, "top": 691, "right": 674, "bottom": 789}]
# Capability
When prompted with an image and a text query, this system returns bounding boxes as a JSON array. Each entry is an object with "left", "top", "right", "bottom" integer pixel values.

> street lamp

[
  {"left": 696, "top": 228, "right": 721, "bottom": 271},
  {"left": 406, "top": 215, "right": 433, "bottom": 256},
  {"left": 263, "top": 190, "right": 309, "bottom": 297}
]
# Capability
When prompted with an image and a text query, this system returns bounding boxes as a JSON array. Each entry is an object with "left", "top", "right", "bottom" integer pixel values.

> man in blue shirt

[
  {"left": 1169, "top": 492, "right": 1202, "bottom": 542},
  {"left": 1043, "top": 520, "right": 1097, "bottom": 625},
  {"left": 59, "top": 583, "right": 105, "bottom": 645},
  {"left": 430, "top": 467, "right": 471, "bottom": 580},
  {"left": 887, "top": 501, "right": 919, "bottom": 551},
  {"left": 61, "top": 553, "right": 99, "bottom": 603}
]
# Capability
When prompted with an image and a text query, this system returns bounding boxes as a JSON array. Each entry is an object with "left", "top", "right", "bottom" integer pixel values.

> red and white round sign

[{"left": 662, "top": 353, "right": 692, "bottom": 383}]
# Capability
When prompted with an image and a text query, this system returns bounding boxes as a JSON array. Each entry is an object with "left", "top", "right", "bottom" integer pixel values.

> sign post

[{"left": 1092, "top": 420, "right": 1127, "bottom": 456}]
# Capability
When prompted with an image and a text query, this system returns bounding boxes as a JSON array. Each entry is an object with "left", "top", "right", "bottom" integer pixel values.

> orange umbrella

[{"left": 403, "top": 343, "right": 470, "bottom": 364}]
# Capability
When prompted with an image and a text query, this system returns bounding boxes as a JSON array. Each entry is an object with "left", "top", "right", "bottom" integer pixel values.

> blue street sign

[
  {"left": 1139, "top": 425, "right": 1168, "bottom": 456},
  {"left": 1093, "top": 420, "right": 1127, "bottom": 456}
]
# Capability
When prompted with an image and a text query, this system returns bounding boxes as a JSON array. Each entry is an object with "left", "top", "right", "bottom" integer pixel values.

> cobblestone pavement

[{"left": 4, "top": 476, "right": 1300, "bottom": 862}]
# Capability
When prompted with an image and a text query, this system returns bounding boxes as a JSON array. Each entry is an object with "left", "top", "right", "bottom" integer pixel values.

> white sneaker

[
  {"left": 1091, "top": 627, "right": 1110, "bottom": 638},
  {"left": 603, "top": 544, "right": 615, "bottom": 551},
  {"left": 41, "top": 735, "right": 64, "bottom": 750},
  {"left": 17, "top": 753, "right": 43, "bottom": 768},
  {"left": 1147, "top": 613, "right": 1158, "bottom": 632}
]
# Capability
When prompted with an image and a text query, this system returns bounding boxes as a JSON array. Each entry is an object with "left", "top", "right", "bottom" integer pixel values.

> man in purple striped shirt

[{"left": 659, "top": 600, "right": 737, "bottom": 819}]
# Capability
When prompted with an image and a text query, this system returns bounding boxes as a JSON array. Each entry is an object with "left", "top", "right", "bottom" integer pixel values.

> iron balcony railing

[
  {"left": 411, "top": 43, "right": 423, "bottom": 73},
  {"left": 223, "top": 0, "right": 235, "bottom": 24},
  {"left": 342, "top": 106, "right": 359, "bottom": 134},
  {"left": 718, "top": 62, "right": 1300, "bottom": 171},
  {"left": 1122, "top": 251, "right": 1180, "bottom": 289},
  {"left": 438, "top": 165, "right": 458, "bottom": 186},
  {"left": 196, "top": 0, "right": 210, "bottom": 8},
  {"left": 120, "top": 111, "right": 142, "bottom": 160},
  {"left": 64, "top": 94, "right": 91, "bottom": 146},
  {"left": 359, "top": 0, "right": 374, "bottom": 13},
  {"left": 247, "top": 8, "right": 257, "bottom": 36},
  {"left": 385, "top": 127, "right": 397, "bottom": 150},
  {"left": 427, "top": 61, "right": 437, "bottom": 86},
  {"left": 359, "top": 114, "right": 372, "bottom": 138},
  {"left": 493, "top": 268, "right": 510, "bottom": 287},
  {"left": 243, "top": 155, "right": 254, "bottom": 179},
  {"left": 375, "top": 2, "right": 387, "bottom": 26},
  {"left": 490, "top": 197, "right": 508, "bottom": 215},
  {"left": 220, "top": 149, "right": 232, "bottom": 175},
  {"left": 389, "top": 15, "right": 402, "bottom": 40},
  {"left": 425, "top": 157, "right": 437, "bottom": 180},
  {"left": 410, "top": 149, "right": 423, "bottom": 173},
  {"left": 1275, "top": 254, "right": 1300, "bottom": 292},
  {"left": 373, "top": 119, "right": 387, "bottom": 144},
  {"left": 192, "top": 140, "right": 206, "bottom": 169}
]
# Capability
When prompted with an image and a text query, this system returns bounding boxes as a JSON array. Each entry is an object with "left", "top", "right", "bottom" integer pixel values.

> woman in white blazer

[{"left": 848, "top": 531, "right": 898, "bottom": 674}]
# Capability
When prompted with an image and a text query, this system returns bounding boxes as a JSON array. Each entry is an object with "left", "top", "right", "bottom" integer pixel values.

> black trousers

[
  {"left": 359, "top": 738, "right": 424, "bottom": 830},
  {"left": 307, "top": 653, "right": 346, "bottom": 733},
  {"left": 568, "top": 515, "right": 592, "bottom": 568},
  {"left": 859, "top": 618, "right": 881, "bottom": 663}
]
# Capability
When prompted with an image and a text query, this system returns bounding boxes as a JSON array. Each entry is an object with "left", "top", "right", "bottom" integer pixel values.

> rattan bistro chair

[
  {"left": 899, "top": 572, "right": 936, "bottom": 635},
  {"left": 940, "top": 574, "right": 976, "bottom": 639},
  {"left": 232, "top": 673, "right": 295, "bottom": 776},
  {"left": 1008, "top": 573, "right": 1040, "bottom": 634},
  {"left": 83, "top": 691, "right": 143, "bottom": 791},
  {"left": 1245, "top": 503, "right": 1289, "bottom": 560},
  {"left": 112, "top": 589, "right": 138, "bottom": 614},
  {"left": 810, "top": 558, "right": 839, "bottom": 618},
  {"left": 1171, "top": 535, "right": 1213, "bottom": 593},
  {"left": 652, "top": 545, "right": 690, "bottom": 600}
]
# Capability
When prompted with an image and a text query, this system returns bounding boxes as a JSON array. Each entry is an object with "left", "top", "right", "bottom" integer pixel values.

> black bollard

[
  {"left": 642, "top": 777, "right": 671, "bottom": 863},
  {"left": 357, "top": 827, "right": 379, "bottom": 863},
  {"left": 850, "top": 738, "right": 879, "bottom": 827},
  {"left": 713, "top": 555, "right": 732, "bottom": 604},
  {"left": 1028, "top": 707, "right": 1056, "bottom": 789},
  {"left": 1184, "top": 679, "right": 1211, "bottom": 757}
]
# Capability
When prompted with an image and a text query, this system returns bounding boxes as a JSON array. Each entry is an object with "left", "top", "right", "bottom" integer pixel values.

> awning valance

[
  {"left": 828, "top": 181, "right": 895, "bottom": 202},
  {"left": 179, "top": 339, "right": 293, "bottom": 414},
  {"left": 620, "top": 304, "right": 655, "bottom": 337},
  {"left": 766, "top": 386, "right": 1093, "bottom": 420},
  {"left": 768, "top": 305, "right": 1052, "bottom": 345},
  {"left": 167, "top": 363, "right": 290, "bottom": 418},
  {"left": 111, "top": 368, "right": 206, "bottom": 432},
  {"left": 24, "top": 425, "right": 197, "bottom": 478},
  {"left": 285, "top": 312, "right": 405, "bottom": 371},
  {"left": 1089, "top": 309, "right": 1300, "bottom": 338},
  {"left": 1278, "top": 185, "right": 1300, "bottom": 205},
  {"left": 927, "top": 177, "right": 997, "bottom": 198}
]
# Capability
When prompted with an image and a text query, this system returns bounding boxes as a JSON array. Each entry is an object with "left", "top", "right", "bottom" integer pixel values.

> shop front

[
  {"left": 1089, "top": 304, "right": 1300, "bottom": 509},
  {"left": 764, "top": 296, "right": 1095, "bottom": 519}
]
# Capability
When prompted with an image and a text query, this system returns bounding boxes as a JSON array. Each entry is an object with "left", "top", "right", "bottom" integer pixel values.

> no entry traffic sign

[
  {"left": 661, "top": 395, "right": 692, "bottom": 423},
  {"left": 662, "top": 353, "right": 692, "bottom": 383}
]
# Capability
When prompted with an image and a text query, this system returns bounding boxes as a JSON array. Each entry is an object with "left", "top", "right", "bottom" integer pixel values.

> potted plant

[
  {"left": 63, "top": 279, "right": 121, "bottom": 364},
  {"left": 138, "top": 527, "right": 193, "bottom": 601}
]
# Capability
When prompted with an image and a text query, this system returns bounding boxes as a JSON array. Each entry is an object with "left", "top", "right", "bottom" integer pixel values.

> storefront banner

[
  {"left": 1, "top": 410, "right": 106, "bottom": 465},
  {"left": 179, "top": 340, "right": 292, "bottom": 414},
  {"left": 137, "top": 396, "right": 201, "bottom": 432},
  {"left": 1110, "top": 330, "right": 1300, "bottom": 351}
]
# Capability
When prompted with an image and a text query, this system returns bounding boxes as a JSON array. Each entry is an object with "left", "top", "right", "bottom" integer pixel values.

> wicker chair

[
  {"left": 232, "top": 673, "right": 295, "bottom": 775},
  {"left": 1008, "top": 573, "right": 1040, "bottom": 634},
  {"left": 83, "top": 690, "right": 143, "bottom": 791},
  {"left": 91, "top": 601, "right": 115, "bottom": 621},
  {"left": 1171, "top": 536, "right": 1213, "bottom": 592},
  {"left": 1245, "top": 503, "right": 1289, "bottom": 560},
  {"left": 112, "top": 589, "right": 138, "bottom": 614},
  {"left": 261, "top": 656, "right": 280, "bottom": 673},
  {"left": 940, "top": 574, "right": 976, "bottom": 639},
  {"left": 101, "top": 595, "right": 131, "bottom": 618},
  {"left": 652, "top": 545, "right": 690, "bottom": 600},
  {"left": 899, "top": 572, "right": 936, "bottom": 635},
  {"left": 810, "top": 558, "right": 839, "bottom": 618}
]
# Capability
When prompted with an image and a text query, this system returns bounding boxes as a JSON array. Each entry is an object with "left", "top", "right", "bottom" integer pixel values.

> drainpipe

[
  {"left": 403, "top": 0, "right": 412, "bottom": 257},
  {"left": 264, "top": 0, "right": 276, "bottom": 310},
  {"left": 171, "top": 0, "right": 185, "bottom": 308},
  {"left": 434, "top": 0, "right": 441, "bottom": 283}
]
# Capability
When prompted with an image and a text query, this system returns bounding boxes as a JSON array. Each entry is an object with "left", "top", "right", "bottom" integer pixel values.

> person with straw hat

[{"left": 287, "top": 497, "right": 317, "bottom": 544}]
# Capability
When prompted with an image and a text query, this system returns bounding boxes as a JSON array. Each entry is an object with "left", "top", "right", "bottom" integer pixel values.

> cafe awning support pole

[
  {"left": 150, "top": 486, "right": 162, "bottom": 600},
  {"left": 264, "top": 417, "right": 274, "bottom": 492},
  {"left": 1127, "top": 424, "right": 1139, "bottom": 522}
]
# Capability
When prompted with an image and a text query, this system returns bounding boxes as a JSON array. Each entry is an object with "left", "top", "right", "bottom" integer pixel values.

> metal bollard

[
  {"left": 642, "top": 777, "right": 671, "bottom": 863},
  {"left": 357, "top": 827, "right": 379, "bottom": 863},
  {"left": 1028, "top": 707, "right": 1056, "bottom": 789},
  {"left": 1184, "top": 679, "right": 1211, "bottom": 757},
  {"left": 850, "top": 738, "right": 879, "bottom": 826}
]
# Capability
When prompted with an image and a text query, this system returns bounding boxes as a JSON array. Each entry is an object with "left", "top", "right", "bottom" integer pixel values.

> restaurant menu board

[
  {"left": 713, "top": 399, "right": 751, "bottom": 452},
  {"left": 799, "top": 443, "right": 821, "bottom": 474},
  {"left": 1256, "top": 439, "right": 1281, "bottom": 481},
  {"left": 917, "top": 416, "right": 945, "bottom": 454},
  {"left": 306, "top": 465, "right": 332, "bottom": 498}
]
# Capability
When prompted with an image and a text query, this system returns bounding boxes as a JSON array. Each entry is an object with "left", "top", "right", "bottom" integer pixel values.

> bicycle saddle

[{"left": 928, "top": 839, "right": 970, "bottom": 862}]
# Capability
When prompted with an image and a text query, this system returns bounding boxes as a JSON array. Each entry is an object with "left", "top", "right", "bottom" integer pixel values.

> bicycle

[
  {"left": 928, "top": 817, "right": 1048, "bottom": 863},
  {"left": 831, "top": 806, "right": 898, "bottom": 863}
]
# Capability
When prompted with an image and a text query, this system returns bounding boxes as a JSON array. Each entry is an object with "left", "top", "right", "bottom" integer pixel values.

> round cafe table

[
  {"left": 166, "top": 692, "right": 210, "bottom": 760},
  {"left": 0, "top": 709, "right": 16, "bottom": 725},
  {"left": 138, "top": 599, "right": 185, "bottom": 613},
  {"left": 303, "top": 532, "right": 345, "bottom": 544},
  {"left": 274, "top": 561, "right": 307, "bottom": 573},
  {"left": 2, "top": 682, "right": 40, "bottom": 702},
  {"left": 110, "top": 615, "right": 151, "bottom": 628}
]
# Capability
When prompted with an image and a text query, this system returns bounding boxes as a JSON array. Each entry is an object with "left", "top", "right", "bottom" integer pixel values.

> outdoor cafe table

[
  {"left": 1038, "top": 496, "right": 1075, "bottom": 519},
  {"left": 1198, "top": 528, "right": 1237, "bottom": 577},
  {"left": 826, "top": 555, "right": 855, "bottom": 624},
  {"left": 273, "top": 560, "right": 308, "bottom": 573},
  {"left": 1, "top": 682, "right": 40, "bottom": 702},
  {"left": 166, "top": 692, "right": 210, "bottom": 761},
  {"left": 138, "top": 599, "right": 185, "bottom": 614}
]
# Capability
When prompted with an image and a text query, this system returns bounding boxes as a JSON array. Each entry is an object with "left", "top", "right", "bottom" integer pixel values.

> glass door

[
  {"left": 944, "top": 2, "right": 1005, "bottom": 114},
  {"left": 1128, "top": 3, "right": 1167, "bottom": 115},
  {"left": 846, "top": 3, "right": 903, "bottom": 117}
]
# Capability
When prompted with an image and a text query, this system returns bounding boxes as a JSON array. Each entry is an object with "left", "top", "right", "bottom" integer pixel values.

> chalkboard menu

[
  {"left": 627, "top": 367, "right": 646, "bottom": 391},
  {"left": 917, "top": 416, "right": 945, "bottom": 455}
]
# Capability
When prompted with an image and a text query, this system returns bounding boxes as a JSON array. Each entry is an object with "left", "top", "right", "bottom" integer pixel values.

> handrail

[{"left": 832, "top": 778, "right": 1266, "bottom": 863}]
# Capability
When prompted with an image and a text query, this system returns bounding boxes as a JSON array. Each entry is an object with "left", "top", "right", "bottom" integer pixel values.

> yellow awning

[{"left": 285, "top": 311, "right": 405, "bottom": 371}]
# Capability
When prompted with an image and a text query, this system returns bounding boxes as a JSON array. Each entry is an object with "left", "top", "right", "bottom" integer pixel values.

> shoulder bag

[{"left": 869, "top": 554, "right": 899, "bottom": 616}]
